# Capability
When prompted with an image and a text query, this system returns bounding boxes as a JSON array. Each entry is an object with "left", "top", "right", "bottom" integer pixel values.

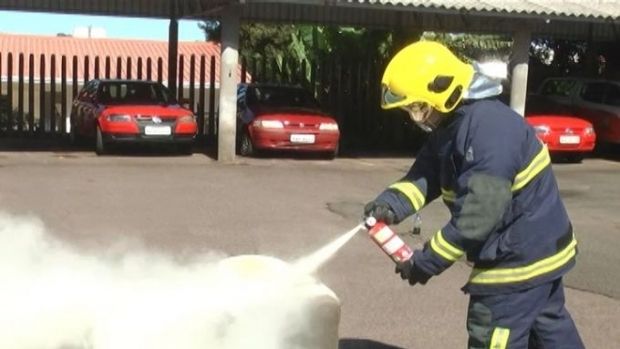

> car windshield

[
  {"left": 98, "top": 82, "right": 176, "bottom": 105},
  {"left": 249, "top": 86, "right": 319, "bottom": 109}
]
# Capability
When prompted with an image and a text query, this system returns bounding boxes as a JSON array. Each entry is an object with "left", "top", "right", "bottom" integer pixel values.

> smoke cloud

[{"left": 0, "top": 212, "right": 340, "bottom": 349}]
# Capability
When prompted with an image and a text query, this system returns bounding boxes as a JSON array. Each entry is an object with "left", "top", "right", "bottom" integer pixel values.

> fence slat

[
  {"left": 137, "top": 57, "right": 143, "bottom": 80},
  {"left": 208, "top": 55, "right": 216, "bottom": 139},
  {"left": 94, "top": 56, "right": 100, "bottom": 79},
  {"left": 126, "top": 57, "right": 132, "bottom": 80},
  {"left": 17, "top": 54, "right": 24, "bottom": 133},
  {"left": 241, "top": 57, "right": 247, "bottom": 84},
  {"left": 146, "top": 58, "right": 152, "bottom": 81},
  {"left": 177, "top": 54, "right": 184, "bottom": 101},
  {"left": 189, "top": 55, "right": 195, "bottom": 112},
  {"left": 50, "top": 55, "right": 57, "bottom": 134},
  {"left": 61, "top": 56, "right": 67, "bottom": 135},
  {"left": 157, "top": 58, "right": 163, "bottom": 84},
  {"left": 83, "top": 56, "right": 90, "bottom": 85},
  {"left": 39, "top": 54, "right": 45, "bottom": 133},
  {"left": 198, "top": 55, "right": 206, "bottom": 138},
  {"left": 105, "top": 56, "right": 111, "bottom": 79},
  {"left": 116, "top": 57, "right": 122, "bottom": 79},
  {"left": 72, "top": 56, "right": 79, "bottom": 100},
  {"left": 28, "top": 54, "right": 35, "bottom": 135}
]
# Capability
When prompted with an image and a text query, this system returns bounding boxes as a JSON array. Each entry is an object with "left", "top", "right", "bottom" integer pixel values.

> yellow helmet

[{"left": 381, "top": 41, "right": 475, "bottom": 113}]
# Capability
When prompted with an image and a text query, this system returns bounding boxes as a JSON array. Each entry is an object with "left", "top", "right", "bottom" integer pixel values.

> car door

[{"left": 71, "top": 82, "right": 93, "bottom": 136}]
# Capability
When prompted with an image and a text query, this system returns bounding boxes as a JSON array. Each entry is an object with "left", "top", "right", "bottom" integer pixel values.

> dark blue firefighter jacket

[{"left": 376, "top": 98, "right": 577, "bottom": 295}]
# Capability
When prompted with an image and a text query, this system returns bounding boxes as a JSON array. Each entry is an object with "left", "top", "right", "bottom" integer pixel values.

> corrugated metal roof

[
  {"left": 241, "top": 2, "right": 619, "bottom": 40},
  {"left": 343, "top": 0, "right": 620, "bottom": 21},
  {"left": 0, "top": 0, "right": 230, "bottom": 19},
  {"left": 0, "top": 33, "right": 242, "bottom": 84}
]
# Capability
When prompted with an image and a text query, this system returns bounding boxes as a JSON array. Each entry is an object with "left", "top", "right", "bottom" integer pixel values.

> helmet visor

[
  {"left": 401, "top": 102, "right": 443, "bottom": 133},
  {"left": 381, "top": 85, "right": 406, "bottom": 108}
]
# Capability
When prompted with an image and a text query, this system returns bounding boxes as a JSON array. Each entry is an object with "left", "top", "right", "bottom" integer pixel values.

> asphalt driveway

[{"left": 0, "top": 149, "right": 618, "bottom": 348}]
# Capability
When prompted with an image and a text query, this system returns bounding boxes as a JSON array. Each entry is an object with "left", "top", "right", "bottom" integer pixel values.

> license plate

[
  {"left": 559, "top": 135, "right": 580, "bottom": 144},
  {"left": 290, "top": 134, "right": 315, "bottom": 144},
  {"left": 145, "top": 126, "right": 171, "bottom": 136}
]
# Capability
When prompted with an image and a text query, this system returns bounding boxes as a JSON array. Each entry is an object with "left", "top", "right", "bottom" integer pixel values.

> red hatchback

[
  {"left": 70, "top": 79, "right": 197, "bottom": 155},
  {"left": 525, "top": 114, "right": 596, "bottom": 162},
  {"left": 236, "top": 84, "right": 340, "bottom": 158}
]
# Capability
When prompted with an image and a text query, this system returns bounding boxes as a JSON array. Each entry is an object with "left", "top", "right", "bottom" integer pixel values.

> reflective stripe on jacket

[{"left": 376, "top": 99, "right": 577, "bottom": 295}]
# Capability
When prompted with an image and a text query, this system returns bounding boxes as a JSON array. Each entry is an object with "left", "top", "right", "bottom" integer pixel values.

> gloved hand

[
  {"left": 395, "top": 258, "right": 432, "bottom": 286},
  {"left": 364, "top": 200, "right": 397, "bottom": 225}
]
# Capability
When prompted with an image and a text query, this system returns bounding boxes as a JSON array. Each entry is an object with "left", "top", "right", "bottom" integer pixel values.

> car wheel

[
  {"left": 239, "top": 131, "right": 254, "bottom": 157},
  {"left": 95, "top": 125, "right": 107, "bottom": 156}
]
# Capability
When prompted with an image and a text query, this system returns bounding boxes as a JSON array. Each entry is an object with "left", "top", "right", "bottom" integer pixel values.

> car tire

[
  {"left": 95, "top": 125, "right": 107, "bottom": 156},
  {"left": 239, "top": 131, "right": 255, "bottom": 157}
]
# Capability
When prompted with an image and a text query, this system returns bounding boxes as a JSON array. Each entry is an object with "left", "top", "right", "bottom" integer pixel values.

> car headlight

[
  {"left": 107, "top": 114, "right": 132, "bottom": 122},
  {"left": 254, "top": 120, "right": 284, "bottom": 129},
  {"left": 319, "top": 122, "right": 339, "bottom": 131},
  {"left": 178, "top": 115, "right": 197, "bottom": 123},
  {"left": 584, "top": 126, "right": 594, "bottom": 135},
  {"left": 533, "top": 125, "right": 550, "bottom": 135}
]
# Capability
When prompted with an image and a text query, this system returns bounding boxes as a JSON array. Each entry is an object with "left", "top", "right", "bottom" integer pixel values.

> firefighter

[{"left": 364, "top": 41, "right": 584, "bottom": 348}]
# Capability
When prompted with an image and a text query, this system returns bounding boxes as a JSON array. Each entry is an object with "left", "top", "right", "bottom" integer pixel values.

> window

[
  {"left": 250, "top": 86, "right": 319, "bottom": 109},
  {"left": 604, "top": 84, "right": 620, "bottom": 107},
  {"left": 580, "top": 83, "right": 607, "bottom": 103},
  {"left": 98, "top": 82, "right": 175, "bottom": 105},
  {"left": 540, "top": 79, "right": 576, "bottom": 97}
]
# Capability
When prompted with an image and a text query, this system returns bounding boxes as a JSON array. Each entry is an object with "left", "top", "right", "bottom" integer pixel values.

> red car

[
  {"left": 70, "top": 79, "right": 197, "bottom": 155},
  {"left": 236, "top": 83, "right": 340, "bottom": 159},
  {"left": 525, "top": 113, "right": 596, "bottom": 162}
]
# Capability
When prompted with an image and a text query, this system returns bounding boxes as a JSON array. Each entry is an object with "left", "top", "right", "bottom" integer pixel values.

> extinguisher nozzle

[{"left": 364, "top": 216, "right": 377, "bottom": 228}]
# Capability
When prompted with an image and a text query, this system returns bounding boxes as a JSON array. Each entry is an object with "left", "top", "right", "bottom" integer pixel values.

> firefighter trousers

[{"left": 466, "top": 278, "right": 584, "bottom": 349}]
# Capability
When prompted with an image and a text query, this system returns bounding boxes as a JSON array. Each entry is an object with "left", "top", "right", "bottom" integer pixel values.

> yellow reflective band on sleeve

[
  {"left": 441, "top": 188, "right": 456, "bottom": 203},
  {"left": 429, "top": 230, "right": 464, "bottom": 262},
  {"left": 388, "top": 182, "right": 425, "bottom": 211},
  {"left": 469, "top": 237, "right": 577, "bottom": 284},
  {"left": 489, "top": 327, "right": 510, "bottom": 349},
  {"left": 512, "top": 145, "right": 551, "bottom": 192}
]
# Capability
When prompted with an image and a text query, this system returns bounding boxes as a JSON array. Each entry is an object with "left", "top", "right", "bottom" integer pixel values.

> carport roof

[
  {"left": 0, "top": 0, "right": 618, "bottom": 40},
  {"left": 1, "top": 0, "right": 618, "bottom": 21},
  {"left": 344, "top": 0, "right": 620, "bottom": 21}
]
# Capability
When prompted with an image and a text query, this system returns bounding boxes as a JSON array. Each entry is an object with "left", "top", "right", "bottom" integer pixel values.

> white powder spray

[
  {"left": 0, "top": 212, "right": 346, "bottom": 349},
  {"left": 293, "top": 223, "right": 364, "bottom": 275}
]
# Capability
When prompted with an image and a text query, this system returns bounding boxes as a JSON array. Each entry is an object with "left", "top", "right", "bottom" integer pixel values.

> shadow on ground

[
  {"left": 0, "top": 137, "right": 219, "bottom": 159},
  {"left": 339, "top": 338, "right": 406, "bottom": 349}
]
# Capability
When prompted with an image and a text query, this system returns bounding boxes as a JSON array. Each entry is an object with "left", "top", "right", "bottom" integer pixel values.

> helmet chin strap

[{"left": 407, "top": 108, "right": 444, "bottom": 133}]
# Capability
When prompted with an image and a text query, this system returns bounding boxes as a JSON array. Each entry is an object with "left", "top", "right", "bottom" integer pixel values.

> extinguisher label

[
  {"left": 373, "top": 226, "right": 394, "bottom": 244},
  {"left": 382, "top": 236, "right": 405, "bottom": 255}
]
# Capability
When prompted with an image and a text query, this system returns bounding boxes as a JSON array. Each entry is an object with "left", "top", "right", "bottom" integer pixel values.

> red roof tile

[{"left": 0, "top": 33, "right": 242, "bottom": 85}]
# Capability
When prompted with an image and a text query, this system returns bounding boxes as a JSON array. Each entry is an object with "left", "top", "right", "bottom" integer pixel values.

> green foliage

[{"left": 421, "top": 32, "right": 513, "bottom": 62}]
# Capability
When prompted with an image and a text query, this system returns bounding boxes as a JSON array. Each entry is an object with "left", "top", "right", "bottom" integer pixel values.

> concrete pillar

[
  {"left": 509, "top": 28, "right": 531, "bottom": 117},
  {"left": 167, "top": 8, "right": 179, "bottom": 97},
  {"left": 217, "top": 5, "right": 240, "bottom": 162}
]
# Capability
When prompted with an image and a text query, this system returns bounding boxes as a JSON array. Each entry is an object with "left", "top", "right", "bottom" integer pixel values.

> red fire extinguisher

[{"left": 365, "top": 216, "right": 413, "bottom": 264}]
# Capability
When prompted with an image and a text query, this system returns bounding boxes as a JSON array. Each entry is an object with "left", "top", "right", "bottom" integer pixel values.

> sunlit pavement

[{"left": 0, "top": 150, "right": 618, "bottom": 348}]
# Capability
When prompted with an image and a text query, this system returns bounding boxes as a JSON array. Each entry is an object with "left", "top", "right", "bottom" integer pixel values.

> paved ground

[{"left": 0, "top": 147, "right": 618, "bottom": 348}]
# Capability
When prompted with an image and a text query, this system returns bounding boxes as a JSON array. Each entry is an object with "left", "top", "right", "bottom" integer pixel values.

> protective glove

[
  {"left": 363, "top": 200, "right": 397, "bottom": 225},
  {"left": 395, "top": 258, "right": 432, "bottom": 286}
]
